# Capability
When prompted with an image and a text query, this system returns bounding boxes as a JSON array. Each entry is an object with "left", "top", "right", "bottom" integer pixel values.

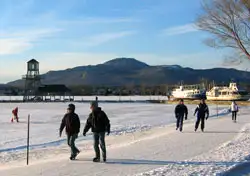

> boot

[{"left": 93, "top": 157, "right": 100, "bottom": 162}]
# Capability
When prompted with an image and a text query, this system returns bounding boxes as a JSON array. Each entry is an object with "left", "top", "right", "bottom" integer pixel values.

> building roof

[
  {"left": 38, "top": 85, "right": 71, "bottom": 93},
  {"left": 28, "top": 59, "right": 39, "bottom": 63}
]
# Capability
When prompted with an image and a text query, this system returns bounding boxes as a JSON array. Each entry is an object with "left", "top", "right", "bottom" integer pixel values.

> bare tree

[
  {"left": 242, "top": 0, "right": 250, "bottom": 11},
  {"left": 196, "top": 0, "right": 250, "bottom": 61}
]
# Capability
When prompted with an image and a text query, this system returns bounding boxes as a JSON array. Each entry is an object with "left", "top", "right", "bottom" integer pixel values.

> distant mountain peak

[
  {"left": 160, "top": 65, "right": 182, "bottom": 69},
  {"left": 103, "top": 58, "right": 149, "bottom": 69}
]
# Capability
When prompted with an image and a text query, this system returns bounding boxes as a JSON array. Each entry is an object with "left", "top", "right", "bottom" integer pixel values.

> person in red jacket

[{"left": 11, "top": 107, "right": 19, "bottom": 122}]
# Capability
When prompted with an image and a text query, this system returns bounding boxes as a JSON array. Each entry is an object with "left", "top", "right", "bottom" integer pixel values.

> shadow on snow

[{"left": 75, "top": 158, "right": 245, "bottom": 167}]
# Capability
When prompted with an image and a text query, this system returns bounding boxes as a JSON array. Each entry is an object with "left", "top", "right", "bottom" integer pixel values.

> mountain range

[{"left": 6, "top": 58, "right": 250, "bottom": 87}]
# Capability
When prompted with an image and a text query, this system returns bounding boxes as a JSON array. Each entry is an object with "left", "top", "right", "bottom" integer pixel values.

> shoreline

[{"left": 1, "top": 99, "right": 250, "bottom": 106}]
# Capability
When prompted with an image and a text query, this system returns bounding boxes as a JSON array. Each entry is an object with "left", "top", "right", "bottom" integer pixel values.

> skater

[
  {"left": 83, "top": 101, "right": 110, "bottom": 162},
  {"left": 194, "top": 99, "right": 209, "bottom": 132},
  {"left": 231, "top": 101, "right": 239, "bottom": 122},
  {"left": 174, "top": 99, "right": 188, "bottom": 132},
  {"left": 11, "top": 107, "right": 19, "bottom": 122},
  {"left": 59, "top": 104, "right": 81, "bottom": 160}
]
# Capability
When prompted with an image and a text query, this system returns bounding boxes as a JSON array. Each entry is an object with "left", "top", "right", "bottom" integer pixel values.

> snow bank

[{"left": 136, "top": 124, "right": 250, "bottom": 176}]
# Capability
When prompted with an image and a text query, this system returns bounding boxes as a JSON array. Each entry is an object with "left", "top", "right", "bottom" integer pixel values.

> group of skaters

[
  {"left": 9, "top": 97, "right": 240, "bottom": 162},
  {"left": 174, "top": 99, "right": 239, "bottom": 132},
  {"left": 58, "top": 98, "right": 239, "bottom": 161}
]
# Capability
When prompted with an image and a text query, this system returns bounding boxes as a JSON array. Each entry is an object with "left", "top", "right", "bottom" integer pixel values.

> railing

[{"left": 22, "top": 75, "right": 41, "bottom": 79}]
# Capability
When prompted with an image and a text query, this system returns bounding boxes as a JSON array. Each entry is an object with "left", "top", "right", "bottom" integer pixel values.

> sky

[{"left": 0, "top": 0, "right": 249, "bottom": 83}]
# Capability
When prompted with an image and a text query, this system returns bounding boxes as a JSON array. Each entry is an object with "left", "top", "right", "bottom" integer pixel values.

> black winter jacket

[
  {"left": 59, "top": 112, "right": 80, "bottom": 136},
  {"left": 83, "top": 107, "right": 110, "bottom": 134},
  {"left": 194, "top": 103, "right": 209, "bottom": 118},
  {"left": 175, "top": 104, "right": 188, "bottom": 119}
]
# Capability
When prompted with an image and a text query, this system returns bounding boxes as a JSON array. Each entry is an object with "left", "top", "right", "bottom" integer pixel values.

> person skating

[
  {"left": 59, "top": 104, "right": 81, "bottom": 160},
  {"left": 174, "top": 99, "right": 188, "bottom": 132},
  {"left": 194, "top": 99, "right": 209, "bottom": 132},
  {"left": 11, "top": 107, "right": 19, "bottom": 123},
  {"left": 231, "top": 101, "right": 239, "bottom": 123},
  {"left": 83, "top": 101, "right": 110, "bottom": 162}
]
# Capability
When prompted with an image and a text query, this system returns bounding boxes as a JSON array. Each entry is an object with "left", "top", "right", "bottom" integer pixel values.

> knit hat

[{"left": 90, "top": 101, "right": 98, "bottom": 108}]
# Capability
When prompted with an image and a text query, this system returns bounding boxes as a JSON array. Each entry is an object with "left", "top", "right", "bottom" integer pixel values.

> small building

[{"left": 37, "top": 84, "right": 74, "bottom": 101}]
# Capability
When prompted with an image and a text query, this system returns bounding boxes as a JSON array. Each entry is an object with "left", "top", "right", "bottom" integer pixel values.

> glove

[
  {"left": 185, "top": 116, "right": 187, "bottom": 120},
  {"left": 59, "top": 132, "right": 62, "bottom": 137},
  {"left": 206, "top": 116, "right": 209, "bottom": 120},
  {"left": 107, "top": 131, "right": 110, "bottom": 136},
  {"left": 83, "top": 132, "right": 86, "bottom": 136}
]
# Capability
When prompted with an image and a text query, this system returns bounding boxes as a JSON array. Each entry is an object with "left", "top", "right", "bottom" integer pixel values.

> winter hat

[{"left": 68, "top": 104, "right": 75, "bottom": 111}]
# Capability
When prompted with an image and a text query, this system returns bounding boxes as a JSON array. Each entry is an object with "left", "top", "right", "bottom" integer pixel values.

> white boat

[
  {"left": 206, "top": 82, "right": 250, "bottom": 101},
  {"left": 172, "top": 84, "right": 206, "bottom": 100}
]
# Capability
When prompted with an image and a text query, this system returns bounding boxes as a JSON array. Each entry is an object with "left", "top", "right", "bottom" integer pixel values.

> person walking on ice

[
  {"left": 83, "top": 101, "right": 110, "bottom": 162},
  {"left": 174, "top": 99, "right": 188, "bottom": 132},
  {"left": 231, "top": 101, "right": 239, "bottom": 123},
  {"left": 194, "top": 99, "right": 209, "bottom": 132},
  {"left": 59, "top": 104, "right": 81, "bottom": 160},
  {"left": 11, "top": 107, "right": 19, "bottom": 123}
]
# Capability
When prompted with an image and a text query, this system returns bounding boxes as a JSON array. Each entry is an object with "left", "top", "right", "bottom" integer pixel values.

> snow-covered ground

[
  {"left": 0, "top": 101, "right": 249, "bottom": 176},
  {"left": 0, "top": 103, "right": 188, "bottom": 152}
]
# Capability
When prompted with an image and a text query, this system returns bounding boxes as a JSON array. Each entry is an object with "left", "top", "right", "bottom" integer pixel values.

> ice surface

[{"left": 0, "top": 99, "right": 248, "bottom": 176}]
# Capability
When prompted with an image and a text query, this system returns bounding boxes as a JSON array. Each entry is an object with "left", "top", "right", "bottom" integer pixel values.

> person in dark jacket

[
  {"left": 194, "top": 99, "right": 209, "bottom": 132},
  {"left": 59, "top": 104, "right": 81, "bottom": 160},
  {"left": 175, "top": 99, "right": 188, "bottom": 132},
  {"left": 83, "top": 101, "right": 110, "bottom": 162}
]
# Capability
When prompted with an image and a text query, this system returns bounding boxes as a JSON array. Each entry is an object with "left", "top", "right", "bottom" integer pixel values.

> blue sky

[{"left": 0, "top": 0, "right": 249, "bottom": 83}]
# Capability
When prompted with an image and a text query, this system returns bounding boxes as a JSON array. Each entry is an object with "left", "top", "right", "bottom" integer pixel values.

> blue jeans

[
  {"left": 176, "top": 115, "right": 184, "bottom": 131},
  {"left": 67, "top": 134, "right": 79, "bottom": 157},
  {"left": 93, "top": 132, "right": 106, "bottom": 159}
]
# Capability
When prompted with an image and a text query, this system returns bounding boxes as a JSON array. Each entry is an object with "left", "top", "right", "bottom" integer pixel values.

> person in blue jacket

[{"left": 194, "top": 99, "right": 209, "bottom": 132}]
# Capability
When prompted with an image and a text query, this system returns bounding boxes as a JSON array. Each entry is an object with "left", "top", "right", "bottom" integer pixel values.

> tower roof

[{"left": 28, "top": 59, "right": 39, "bottom": 63}]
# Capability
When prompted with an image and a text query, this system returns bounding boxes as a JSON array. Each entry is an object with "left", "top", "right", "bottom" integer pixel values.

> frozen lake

[{"left": 0, "top": 102, "right": 228, "bottom": 152}]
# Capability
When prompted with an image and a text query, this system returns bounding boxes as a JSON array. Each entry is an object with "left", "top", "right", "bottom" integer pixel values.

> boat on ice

[
  {"left": 171, "top": 84, "right": 206, "bottom": 100},
  {"left": 206, "top": 82, "right": 250, "bottom": 101}
]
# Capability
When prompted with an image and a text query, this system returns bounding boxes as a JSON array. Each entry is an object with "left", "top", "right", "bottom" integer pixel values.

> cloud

[
  {"left": 0, "top": 38, "right": 32, "bottom": 55},
  {"left": 163, "top": 23, "right": 199, "bottom": 36},
  {"left": 61, "top": 17, "right": 139, "bottom": 25},
  {"left": 83, "top": 31, "right": 136, "bottom": 47},
  {"left": 0, "top": 28, "right": 62, "bottom": 55}
]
